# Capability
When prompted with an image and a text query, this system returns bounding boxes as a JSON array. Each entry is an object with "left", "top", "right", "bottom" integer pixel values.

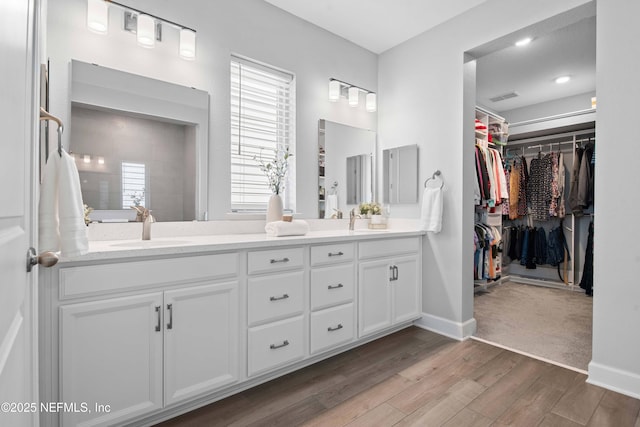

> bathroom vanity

[{"left": 39, "top": 229, "right": 423, "bottom": 427}]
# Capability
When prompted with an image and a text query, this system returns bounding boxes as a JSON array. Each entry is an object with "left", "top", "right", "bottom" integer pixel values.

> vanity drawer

[
  {"left": 248, "top": 315, "right": 304, "bottom": 376},
  {"left": 59, "top": 253, "right": 238, "bottom": 299},
  {"left": 310, "top": 264, "right": 355, "bottom": 311},
  {"left": 248, "top": 271, "right": 304, "bottom": 325},
  {"left": 358, "top": 237, "right": 420, "bottom": 260},
  {"left": 247, "top": 247, "right": 304, "bottom": 275},
  {"left": 310, "top": 303, "right": 355, "bottom": 355},
  {"left": 310, "top": 242, "right": 355, "bottom": 266}
]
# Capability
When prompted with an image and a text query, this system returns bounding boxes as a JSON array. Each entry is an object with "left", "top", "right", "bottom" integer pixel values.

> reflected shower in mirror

[
  {"left": 318, "top": 120, "right": 376, "bottom": 218},
  {"left": 70, "top": 60, "right": 209, "bottom": 222},
  {"left": 70, "top": 106, "right": 196, "bottom": 222}
]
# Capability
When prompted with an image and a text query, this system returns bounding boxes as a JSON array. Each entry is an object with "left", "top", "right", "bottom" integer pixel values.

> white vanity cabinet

[
  {"left": 309, "top": 242, "right": 356, "bottom": 354},
  {"left": 41, "top": 232, "right": 424, "bottom": 427},
  {"left": 358, "top": 237, "right": 421, "bottom": 338},
  {"left": 45, "top": 253, "right": 240, "bottom": 427}
]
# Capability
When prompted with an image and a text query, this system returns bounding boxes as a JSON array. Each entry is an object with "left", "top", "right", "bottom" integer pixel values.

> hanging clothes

[{"left": 580, "top": 221, "right": 594, "bottom": 296}]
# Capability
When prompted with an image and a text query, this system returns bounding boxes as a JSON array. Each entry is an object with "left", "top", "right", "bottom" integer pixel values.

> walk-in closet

[{"left": 471, "top": 13, "right": 596, "bottom": 372}]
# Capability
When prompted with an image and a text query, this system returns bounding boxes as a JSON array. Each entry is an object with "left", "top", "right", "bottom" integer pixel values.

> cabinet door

[
  {"left": 60, "top": 293, "right": 163, "bottom": 427},
  {"left": 358, "top": 260, "right": 392, "bottom": 337},
  {"left": 392, "top": 255, "right": 421, "bottom": 324},
  {"left": 164, "top": 281, "right": 239, "bottom": 406}
]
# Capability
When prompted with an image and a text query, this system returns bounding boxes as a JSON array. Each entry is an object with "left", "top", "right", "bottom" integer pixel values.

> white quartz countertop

[{"left": 62, "top": 228, "right": 425, "bottom": 264}]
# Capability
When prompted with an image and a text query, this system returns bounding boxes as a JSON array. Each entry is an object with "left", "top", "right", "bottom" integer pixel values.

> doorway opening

[{"left": 466, "top": 7, "right": 596, "bottom": 372}]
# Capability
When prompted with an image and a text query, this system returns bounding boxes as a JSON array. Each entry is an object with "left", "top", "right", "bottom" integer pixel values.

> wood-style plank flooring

[{"left": 155, "top": 327, "right": 640, "bottom": 427}]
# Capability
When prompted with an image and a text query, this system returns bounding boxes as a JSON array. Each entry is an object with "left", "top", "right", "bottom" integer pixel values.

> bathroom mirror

[
  {"left": 318, "top": 119, "right": 376, "bottom": 218},
  {"left": 69, "top": 60, "right": 209, "bottom": 222},
  {"left": 383, "top": 144, "right": 419, "bottom": 204}
]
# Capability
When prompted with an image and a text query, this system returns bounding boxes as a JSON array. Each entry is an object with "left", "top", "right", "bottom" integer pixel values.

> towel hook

[
  {"left": 39, "top": 107, "right": 64, "bottom": 158},
  {"left": 424, "top": 170, "right": 443, "bottom": 189}
]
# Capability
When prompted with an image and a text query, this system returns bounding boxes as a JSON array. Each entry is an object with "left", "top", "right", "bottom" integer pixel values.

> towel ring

[
  {"left": 39, "top": 107, "right": 64, "bottom": 158},
  {"left": 424, "top": 170, "right": 443, "bottom": 189}
]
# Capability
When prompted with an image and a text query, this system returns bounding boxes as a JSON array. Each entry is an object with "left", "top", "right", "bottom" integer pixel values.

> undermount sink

[{"left": 110, "top": 239, "right": 193, "bottom": 248}]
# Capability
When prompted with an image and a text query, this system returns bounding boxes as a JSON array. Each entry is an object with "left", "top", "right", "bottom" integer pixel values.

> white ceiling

[
  {"left": 263, "top": 0, "right": 596, "bottom": 115},
  {"left": 476, "top": 16, "right": 596, "bottom": 113},
  {"left": 263, "top": 0, "right": 487, "bottom": 54}
]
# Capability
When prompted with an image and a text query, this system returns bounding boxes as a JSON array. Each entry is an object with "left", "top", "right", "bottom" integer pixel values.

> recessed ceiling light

[
  {"left": 515, "top": 37, "right": 532, "bottom": 47},
  {"left": 555, "top": 76, "right": 571, "bottom": 84}
]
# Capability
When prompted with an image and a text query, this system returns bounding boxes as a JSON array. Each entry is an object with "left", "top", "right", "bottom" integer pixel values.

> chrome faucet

[
  {"left": 142, "top": 209, "right": 155, "bottom": 240},
  {"left": 349, "top": 208, "right": 361, "bottom": 231}
]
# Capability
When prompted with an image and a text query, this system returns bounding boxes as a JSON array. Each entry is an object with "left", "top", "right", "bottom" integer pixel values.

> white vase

[{"left": 266, "top": 194, "right": 284, "bottom": 223}]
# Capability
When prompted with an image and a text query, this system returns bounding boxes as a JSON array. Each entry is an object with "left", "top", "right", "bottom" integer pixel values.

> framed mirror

[
  {"left": 383, "top": 144, "right": 419, "bottom": 204},
  {"left": 318, "top": 120, "right": 376, "bottom": 218},
  {"left": 69, "top": 60, "right": 209, "bottom": 222}
]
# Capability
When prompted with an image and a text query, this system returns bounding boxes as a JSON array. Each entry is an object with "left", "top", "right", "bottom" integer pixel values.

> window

[
  {"left": 122, "top": 161, "right": 146, "bottom": 209},
  {"left": 231, "top": 56, "right": 295, "bottom": 211}
]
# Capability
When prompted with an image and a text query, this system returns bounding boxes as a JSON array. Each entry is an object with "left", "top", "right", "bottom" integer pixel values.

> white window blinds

[{"left": 231, "top": 56, "right": 295, "bottom": 211}]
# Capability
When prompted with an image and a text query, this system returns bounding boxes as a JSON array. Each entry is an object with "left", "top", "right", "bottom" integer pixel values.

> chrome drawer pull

[
  {"left": 269, "top": 294, "right": 290, "bottom": 302},
  {"left": 270, "top": 257, "right": 290, "bottom": 264},
  {"left": 155, "top": 306, "right": 161, "bottom": 332},
  {"left": 328, "top": 251, "right": 344, "bottom": 257},
  {"left": 327, "top": 283, "right": 344, "bottom": 290},
  {"left": 270, "top": 340, "right": 290, "bottom": 350},
  {"left": 327, "top": 324, "right": 343, "bottom": 332},
  {"left": 166, "top": 303, "right": 173, "bottom": 330}
]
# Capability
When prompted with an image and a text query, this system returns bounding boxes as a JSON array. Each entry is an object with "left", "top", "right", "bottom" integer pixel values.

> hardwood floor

[{"left": 155, "top": 327, "right": 640, "bottom": 427}]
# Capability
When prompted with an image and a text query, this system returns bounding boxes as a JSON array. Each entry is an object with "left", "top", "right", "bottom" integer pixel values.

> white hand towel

[
  {"left": 265, "top": 220, "right": 310, "bottom": 237},
  {"left": 420, "top": 186, "right": 443, "bottom": 233},
  {"left": 39, "top": 152, "right": 61, "bottom": 252},
  {"left": 325, "top": 194, "right": 338, "bottom": 218},
  {"left": 38, "top": 150, "right": 89, "bottom": 257},
  {"left": 58, "top": 151, "right": 89, "bottom": 256}
]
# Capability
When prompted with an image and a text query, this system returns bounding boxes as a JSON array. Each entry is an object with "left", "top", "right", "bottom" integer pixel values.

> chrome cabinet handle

[
  {"left": 166, "top": 303, "right": 173, "bottom": 330},
  {"left": 155, "top": 306, "right": 161, "bottom": 332},
  {"left": 389, "top": 265, "right": 395, "bottom": 281},
  {"left": 270, "top": 257, "right": 290, "bottom": 264},
  {"left": 269, "top": 294, "right": 290, "bottom": 302},
  {"left": 394, "top": 266, "right": 399, "bottom": 281},
  {"left": 270, "top": 340, "right": 290, "bottom": 350},
  {"left": 327, "top": 283, "right": 344, "bottom": 290},
  {"left": 327, "top": 324, "right": 343, "bottom": 332},
  {"left": 328, "top": 251, "right": 344, "bottom": 257}
]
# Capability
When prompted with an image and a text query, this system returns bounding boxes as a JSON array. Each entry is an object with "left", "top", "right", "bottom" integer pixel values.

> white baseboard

[
  {"left": 414, "top": 313, "right": 477, "bottom": 341},
  {"left": 587, "top": 361, "right": 640, "bottom": 400}
]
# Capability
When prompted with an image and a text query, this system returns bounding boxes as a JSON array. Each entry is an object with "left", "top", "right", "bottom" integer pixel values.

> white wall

[
  {"left": 379, "top": 0, "right": 594, "bottom": 339},
  {"left": 381, "top": 0, "right": 640, "bottom": 399},
  {"left": 46, "top": 0, "right": 378, "bottom": 219},
  {"left": 587, "top": 0, "right": 640, "bottom": 399}
]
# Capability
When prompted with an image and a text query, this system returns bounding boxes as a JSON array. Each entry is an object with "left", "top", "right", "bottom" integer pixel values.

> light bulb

[
  {"left": 348, "top": 87, "right": 359, "bottom": 107},
  {"left": 180, "top": 29, "right": 196, "bottom": 60},
  {"left": 87, "top": 0, "right": 108, "bottom": 34},
  {"left": 366, "top": 93, "right": 377, "bottom": 112},
  {"left": 137, "top": 14, "right": 155, "bottom": 48},
  {"left": 329, "top": 80, "right": 341, "bottom": 102}
]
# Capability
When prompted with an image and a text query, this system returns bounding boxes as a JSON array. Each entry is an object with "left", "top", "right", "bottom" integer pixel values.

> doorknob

[{"left": 26, "top": 247, "right": 58, "bottom": 272}]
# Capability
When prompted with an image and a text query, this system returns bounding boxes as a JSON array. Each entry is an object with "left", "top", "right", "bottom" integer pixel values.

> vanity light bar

[
  {"left": 328, "top": 79, "right": 376, "bottom": 112},
  {"left": 87, "top": 0, "right": 197, "bottom": 60}
]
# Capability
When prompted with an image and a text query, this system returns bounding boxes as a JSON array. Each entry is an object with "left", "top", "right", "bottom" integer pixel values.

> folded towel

[
  {"left": 58, "top": 151, "right": 89, "bottom": 256},
  {"left": 324, "top": 194, "right": 338, "bottom": 219},
  {"left": 265, "top": 220, "right": 310, "bottom": 237},
  {"left": 39, "top": 152, "right": 61, "bottom": 252},
  {"left": 420, "top": 186, "right": 443, "bottom": 233},
  {"left": 39, "top": 150, "right": 89, "bottom": 257}
]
